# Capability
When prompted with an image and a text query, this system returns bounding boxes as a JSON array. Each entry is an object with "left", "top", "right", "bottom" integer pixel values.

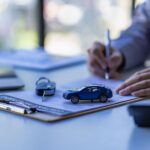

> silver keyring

[{"left": 36, "top": 77, "right": 50, "bottom": 86}]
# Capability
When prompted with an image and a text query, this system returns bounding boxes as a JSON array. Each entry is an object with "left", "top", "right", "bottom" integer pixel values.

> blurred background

[{"left": 0, "top": 0, "right": 144, "bottom": 56}]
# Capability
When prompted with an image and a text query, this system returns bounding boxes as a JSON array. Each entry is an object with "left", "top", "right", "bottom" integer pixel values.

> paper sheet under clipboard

[{"left": 0, "top": 76, "right": 144, "bottom": 122}]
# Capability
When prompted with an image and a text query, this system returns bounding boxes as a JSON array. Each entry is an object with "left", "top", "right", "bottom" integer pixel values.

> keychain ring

[{"left": 36, "top": 77, "right": 50, "bottom": 86}]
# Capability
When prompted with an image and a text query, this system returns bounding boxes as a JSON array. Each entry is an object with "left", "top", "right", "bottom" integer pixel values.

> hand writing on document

[
  {"left": 116, "top": 68, "right": 150, "bottom": 97},
  {"left": 87, "top": 41, "right": 123, "bottom": 78}
]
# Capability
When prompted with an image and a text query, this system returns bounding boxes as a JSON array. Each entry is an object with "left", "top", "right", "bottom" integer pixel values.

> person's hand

[
  {"left": 87, "top": 41, "right": 123, "bottom": 78},
  {"left": 116, "top": 68, "right": 150, "bottom": 97}
]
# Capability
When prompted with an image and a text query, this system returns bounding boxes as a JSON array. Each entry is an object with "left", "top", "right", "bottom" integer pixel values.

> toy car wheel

[
  {"left": 71, "top": 96, "right": 79, "bottom": 104},
  {"left": 100, "top": 95, "right": 108, "bottom": 103}
]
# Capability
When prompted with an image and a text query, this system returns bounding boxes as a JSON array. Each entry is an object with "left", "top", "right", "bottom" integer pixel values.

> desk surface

[{"left": 0, "top": 64, "right": 149, "bottom": 150}]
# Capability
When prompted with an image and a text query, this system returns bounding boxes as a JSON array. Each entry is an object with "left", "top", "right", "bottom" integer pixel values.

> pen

[{"left": 105, "top": 29, "right": 111, "bottom": 80}]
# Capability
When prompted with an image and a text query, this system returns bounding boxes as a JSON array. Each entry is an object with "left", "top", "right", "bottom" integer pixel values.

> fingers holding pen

[
  {"left": 88, "top": 42, "right": 108, "bottom": 69},
  {"left": 88, "top": 53, "right": 119, "bottom": 78},
  {"left": 87, "top": 41, "right": 124, "bottom": 79},
  {"left": 107, "top": 52, "right": 123, "bottom": 70},
  {"left": 87, "top": 53, "right": 105, "bottom": 77}
]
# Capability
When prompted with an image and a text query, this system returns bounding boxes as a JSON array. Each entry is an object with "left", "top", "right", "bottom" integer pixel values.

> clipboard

[
  {"left": 0, "top": 94, "right": 146, "bottom": 122},
  {"left": 0, "top": 76, "right": 147, "bottom": 122}
]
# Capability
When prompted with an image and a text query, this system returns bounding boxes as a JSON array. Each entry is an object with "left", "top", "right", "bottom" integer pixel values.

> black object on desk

[
  {"left": 0, "top": 66, "right": 24, "bottom": 90},
  {"left": 128, "top": 100, "right": 150, "bottom": 127}
]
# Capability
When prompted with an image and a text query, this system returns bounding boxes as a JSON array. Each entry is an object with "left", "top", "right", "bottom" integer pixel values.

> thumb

[{"left": 107, "top": 52, "right": 122, "bottom": 69}]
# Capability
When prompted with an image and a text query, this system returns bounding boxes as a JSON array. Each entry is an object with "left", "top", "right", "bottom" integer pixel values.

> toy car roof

[{"left": 84, "top": 84, "right": 110, "bottom": 89}]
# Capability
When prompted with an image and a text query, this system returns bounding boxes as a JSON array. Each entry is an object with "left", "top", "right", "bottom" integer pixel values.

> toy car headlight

[{"left": 63, "top": 93, "right": 67, "bottom": 98}]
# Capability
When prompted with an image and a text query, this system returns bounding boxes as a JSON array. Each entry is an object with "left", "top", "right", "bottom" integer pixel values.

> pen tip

[{"left": 105, "top": 73, "right": 110, "bottom": 80}]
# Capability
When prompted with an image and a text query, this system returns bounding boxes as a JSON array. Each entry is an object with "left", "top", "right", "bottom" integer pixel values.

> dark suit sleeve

[{"left": 112, "top": 0, "right": 150, "bottom": 70}]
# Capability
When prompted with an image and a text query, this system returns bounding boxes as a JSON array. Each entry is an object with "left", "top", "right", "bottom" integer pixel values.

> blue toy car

[{"left": 63, "top": 85, "right": 113, "bottom": 104}]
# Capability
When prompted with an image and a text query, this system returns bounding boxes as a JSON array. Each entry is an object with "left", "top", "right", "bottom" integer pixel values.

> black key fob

[{"left": 36, "top": 77, "right": 56, "bottom": 96}]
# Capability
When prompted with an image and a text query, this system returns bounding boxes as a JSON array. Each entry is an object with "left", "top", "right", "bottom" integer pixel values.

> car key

[{"left": 35, "top": 77, "right": 56, "bottom": 101}]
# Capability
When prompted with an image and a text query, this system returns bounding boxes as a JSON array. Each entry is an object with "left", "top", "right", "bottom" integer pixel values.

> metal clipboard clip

[{"left": 0, "top": 100, "right": 36, "bottom": 115}]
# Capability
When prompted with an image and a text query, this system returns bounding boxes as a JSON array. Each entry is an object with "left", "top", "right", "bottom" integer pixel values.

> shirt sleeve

[{"left": 112, "top": 0, "right": 150, "bottom": 70}]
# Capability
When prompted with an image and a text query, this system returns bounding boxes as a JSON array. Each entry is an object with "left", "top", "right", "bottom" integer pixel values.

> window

[
  {"left": 0, "top": 0, "right": 38, "bottom": 50},
  {"left": 44, "top": 0, "right": 133, "bottom": 56},
  {"left": 83, "top": 88, "right": 91, "bottom": 92},
  {"left": 92, "top": 88, "right": 99, "bottom": 92},
  {"left": 0, "top": 0, "right": 145, "bottom": 55}
]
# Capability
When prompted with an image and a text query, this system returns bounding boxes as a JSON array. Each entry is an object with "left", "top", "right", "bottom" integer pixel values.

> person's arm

[{"left": 112, "top": 0, "right": 150, "bottom": 70}]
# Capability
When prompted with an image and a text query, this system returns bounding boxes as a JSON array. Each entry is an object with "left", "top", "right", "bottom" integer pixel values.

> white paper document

[{"left": 2, "top": 76, "right": 137, "bottom": 114}]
